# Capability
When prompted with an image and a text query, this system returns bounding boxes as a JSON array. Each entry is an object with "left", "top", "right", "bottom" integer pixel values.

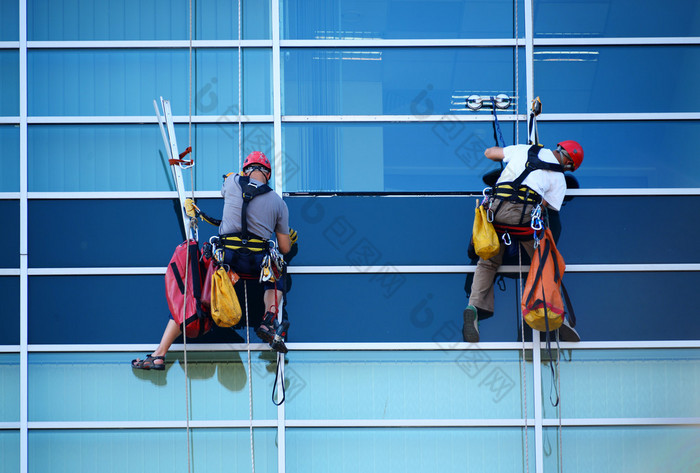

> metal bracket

[{"left": 466, "top": 94, "right": 512, "bottom": 111}]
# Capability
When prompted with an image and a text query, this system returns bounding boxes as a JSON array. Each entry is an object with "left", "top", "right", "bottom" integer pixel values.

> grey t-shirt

[{"left": 219, "top": 174, "right": 289, "bottom": 239}]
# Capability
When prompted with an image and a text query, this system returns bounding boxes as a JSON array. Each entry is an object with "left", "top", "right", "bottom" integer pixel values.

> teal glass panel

[
  {"left": 0, "top": 354, "right": 19, "bottom": 421},
  {"left": 0, "top": 278, "right": 19, "bottom": 344},
  {"left": 28, "top": 0, "right": 188, "bottom": 40},
  {"left": 536, "top": 121, "right": 700, "bottom": 188},
  {"left": 0, "top": 51, "right": 19, "bottom": 116},
  {"left": 0, "top": 126, "right": 19, "bottom": 191},
  {"left": 535, "top": 0, "right": 700, "bottom": 38},
  {"left": 543, "top": 426, "right": 700, "bottom": 473},
  {"left": 0, "top": 431, "right": 20, "bottom": 473},
  {"left": 0, "top": 0, "right": 18, "bottom": 40},
  {"left": 196, "top": 0, "right": 271, "bottom": 40},
  {"left": 283, "top": 121, "right": 524, "bottom": 192},
  {"left": 28, "top": 123, "right": 272, "bottom": 191},
  {"left": 29, "top": 428, "right": 277, "bottom": 473},
  {"left": 28, "top": 48, "right": 270, "bottom": 116},
  {"left": 287, "top": 427, "right": 535, "bottom": 473},
  {"left": 28, "top": 352, "right": 277, "bottom": 421},
  {"left": 286, "top": 351, "right": 533, "bottom": 420},
  {"left": 28, "top": 0, "right": 270, "bottom": 40},
  {"left": 282, "top": 0, "right": 524, "bottom": 39},
  {"left": 283, "top": 47, "right": 525, "bottom": 115},
  {"left": 542, "top": 349, "right": 700, "bottom": 419},
  {"left": 535, "top": 46, "right": 700, "bottom": 113}
]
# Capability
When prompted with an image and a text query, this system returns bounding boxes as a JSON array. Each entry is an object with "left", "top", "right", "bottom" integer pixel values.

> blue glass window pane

[
  {"left": 29, "top": 353, "right": 277, "bottom": 421},
  {"left": 28, "top": 49, "right": 270, "bottom": 116},
  {"left": 28, "top": 123, "right": 273, "bottom": 191},
  {"left": 542, "top": 349, "right": 700, "bottom": 419},
  {"left": 197, "top": 0, "right": 271, "bottom": 40},
  {"left": 28, "top": 0, "right": 270, "bottom": 40},
  {"left": 283, "top": 122, "right": 521, "bottom": 192},
  {"left": 543, "top": 427, "right": 700, "bottom": 473},
  {"left": 0, "top": 278, "right": 19, "bottom": 344},
  {"left": 0, "top": 51, "right": 19, "bottom": 116},
  {"left": 537, "top": 121, "right": 700, "bottom": 188},
  {"left": 535, "top": 0, "right": 700, "bottom": 38},
  {"left": 535, "top": 46, "right": 700, "bottom": 113},
  {"left": 0, "top": 0, "right": 19, "bottom": 40},
  {"left": 285, "top": 195, "right": 700, "bottom": 267},
  {"left": 287, "top": 428, "right": 534, "bottom": 473},
  {"left": 283, "top": 47, "right": 524, "bottom": 116},
  {"left": 282, "top": 0, "right": 522, "bottom": 39},
  {"left": 0, "top": 431, "right": 20, "bottom": 473},
  {"left": 28, "top": 0, "right": 187, "bottom": 40},
  {"left": 0, "top": 126, "right": 19, "bottom": 191},
  {"left": 287, "top": 351, "right": 532, "bottom": 420},
  {"left": 29, "top": 429, "right": 278, "bottom": 472},
  {"left": 0, "top": 355, "right": 19, "bottom": 421},
  {"left": 0, "top": 200, "right": 19, "bottom": 268}
]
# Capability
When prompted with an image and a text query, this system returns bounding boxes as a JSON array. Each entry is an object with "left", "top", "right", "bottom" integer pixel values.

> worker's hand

[
  {"left": 289, "top": 228, "right": 298, "bottom": 245},
  {"left": 185, "top": 198, "right": 198, "bottom": 218}
]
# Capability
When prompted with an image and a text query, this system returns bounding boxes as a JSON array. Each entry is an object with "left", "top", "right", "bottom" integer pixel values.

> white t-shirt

[{"left": 496, "top": 144, "right": 567, "bottom": 211}]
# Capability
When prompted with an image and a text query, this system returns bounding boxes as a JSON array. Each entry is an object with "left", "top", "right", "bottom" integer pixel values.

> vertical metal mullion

[
  {"left": 19, "top": 1, "right": 29, "bottom": 472},
  {"left": 271, "top": 3, "right": 286, "bottom": 473},
  {"left": 523, "top": 2, "right": 544, "bottom": 473}
]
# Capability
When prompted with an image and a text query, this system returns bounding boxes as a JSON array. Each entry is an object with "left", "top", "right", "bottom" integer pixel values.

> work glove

[
  {"left": 185, "top": 198, "right": 198, "bottom": 218},
  {"left": 289, "top": 228, "right": 298, "bottom": 245}
]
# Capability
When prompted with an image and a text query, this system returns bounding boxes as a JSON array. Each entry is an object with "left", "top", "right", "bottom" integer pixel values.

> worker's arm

[
  {"left": 276, "top": 232, "right": 292, "bottom": 255},
  {"left": 484, "top": 147, "right": 505, "bottom": 161}
]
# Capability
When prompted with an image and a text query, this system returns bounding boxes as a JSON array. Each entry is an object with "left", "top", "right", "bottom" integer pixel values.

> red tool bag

[{"left": 165, "top": 240, "right": 213, "bottom": 338}]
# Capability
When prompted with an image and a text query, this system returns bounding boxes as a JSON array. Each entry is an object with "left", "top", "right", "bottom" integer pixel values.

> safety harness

[
  {"left": 486, "top": 145, "right": 565, "bottom": 243},
  {"left": 218, "top": 175, "right": 273, "bottom": 253}
]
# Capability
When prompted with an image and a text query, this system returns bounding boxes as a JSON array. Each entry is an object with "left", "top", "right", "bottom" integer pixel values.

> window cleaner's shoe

[
  {"left": 558, "top": 318, "right": 580, "bottom": 342},
  {"left": 256, "top": 311, "right": 290, "bottom": 354},
  {"left": 270, "top": 320, "right": 290, "bottom": 354},
  {"left": 462, "top": 305, "right": 480, "bottom": 343}
]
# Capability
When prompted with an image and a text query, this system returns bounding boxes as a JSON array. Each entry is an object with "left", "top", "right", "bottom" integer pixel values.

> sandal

[{"left": 131, "top": 354, "right": 166, "bottom": 371}]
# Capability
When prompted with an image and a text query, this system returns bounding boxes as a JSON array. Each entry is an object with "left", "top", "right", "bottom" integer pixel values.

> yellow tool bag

[
  {"left": 472, "top": 200, "right": 500, "bottom": 260},
  {"left": 210, "top": 265, "right": 242, "bottom": 328}
]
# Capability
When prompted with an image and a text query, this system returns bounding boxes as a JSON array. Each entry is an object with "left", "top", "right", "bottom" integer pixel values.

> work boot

[
  {"left": 255, "top": 311, "right": 290, "bottom": 354},
  {"left": 270, "top": 320, "right": 290, "bottom": 354},
  {"left": 462, "top": 305, "right": 480, "bottom": 343},
  {"left": 558, "top": 317, "right": 580, "bottom": 342}
]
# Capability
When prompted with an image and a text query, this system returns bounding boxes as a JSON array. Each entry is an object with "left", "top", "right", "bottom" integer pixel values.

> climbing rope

[
  {"left": 238, "top": 0, "right": 243, "bottom": 171},
  {"left": 514, "top": 0, "right": 519, "bottom": 144},
  {"left": 243, "top": 281, "right": 257, "bottom": 473},
  {"left": 518, "top": 245, "right": 530, "bottom": 473}
]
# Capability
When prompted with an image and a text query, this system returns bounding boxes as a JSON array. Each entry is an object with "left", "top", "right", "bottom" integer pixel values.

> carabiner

[{"left": 501, "top": 232, "right": 511, "bottom": 246}]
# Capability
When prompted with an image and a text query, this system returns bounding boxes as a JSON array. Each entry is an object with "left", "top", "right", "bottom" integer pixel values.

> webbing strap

[{"left": 238, "top": 175, "right": 272, "bottom": 239}]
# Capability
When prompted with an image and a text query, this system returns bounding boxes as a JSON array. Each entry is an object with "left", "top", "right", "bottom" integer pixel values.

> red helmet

[
  {"left": 242, "top": 151, "right": 271, "bottom": 173},
  {"left": 556, "top": 140, "right": 584, "bottom": 171}
]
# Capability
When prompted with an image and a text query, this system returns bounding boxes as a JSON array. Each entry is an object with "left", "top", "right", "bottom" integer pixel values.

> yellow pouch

[
  {"left": 210, "top": 266, "right": 242, "bottom": 327},
  {"left": 472, "top": 200, "right": 500, "bottom": 260}
]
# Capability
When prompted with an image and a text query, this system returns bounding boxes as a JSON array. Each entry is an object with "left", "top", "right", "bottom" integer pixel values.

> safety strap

[
  {"left": 237, "top": 175, "right": 273, "bottom": 239},
  {"left": 218, "top": 233, "right": 269, "bottom": 252}
]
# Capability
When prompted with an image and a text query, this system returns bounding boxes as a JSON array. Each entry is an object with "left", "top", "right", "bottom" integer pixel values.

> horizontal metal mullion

[
  {"left": 0, "top": 116, "right": 19, "bottom": 123},
  {"left": 280, "top": 39, "right": 517, "bottom": 47},
  {"left": 0, "top": 269, "right": 20, "bottom": 276},
  {"left": 28, "top": 420, "right": 277, "bottom": 429},
  {"left": 27, "top": 115, "right": 273, "bottom": 124},
  {"left": 0, "top": 41, "right": 19, "bottom": 49},
  {"left": 542, "top": 417, "right": 700, "bottom": 427}
]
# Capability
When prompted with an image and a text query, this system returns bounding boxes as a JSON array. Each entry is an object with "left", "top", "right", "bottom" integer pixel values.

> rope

[
  {"left": 514, "top": 0, "right": 519, "bottom": 144},
  {"left": 181, "top": 239, "right": 192, "bottom": 473},
  {"left": 238, "top": 0, "right": 243, "bottom": 171},
  {"left": 518, "top": 244, "right": 530, "bottom": 473},
  {"left": 556, "top": 331, "right": 563, "bottom": 473},
  {"left": 243, "top": 281, "right": 256, "bottom": 473}
]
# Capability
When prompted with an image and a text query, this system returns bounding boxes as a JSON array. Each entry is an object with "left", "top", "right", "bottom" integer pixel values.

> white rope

[
  {"left": 244, "top": 281, "right": 256, "bottom": 473},
  {"left": 518, "top": 244, "right": 530, "bottom": 473},
  {"left": 556, "top": 331, "right": 563, "bottom": 473},
  {"left": 181, "top": 239, "right": 192, "bottom": 473},
  {"left": 238, "top": 0, "right": 243, "bottom": 171}
]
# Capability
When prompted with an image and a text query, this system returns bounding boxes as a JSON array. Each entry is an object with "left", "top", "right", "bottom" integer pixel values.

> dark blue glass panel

[
  {"left": 28, "top": 49, "right": 270, "bottom": 116},
  {"left": 535, "top": 46, "right": 700, "bottom": 113},
  {"left": 536, "top": 121, "right": 700, "bottom": 188},
  {"left": 0, "top": 200, "right": 19, "bottom": 268},
  {"left": 28, "top": 199, "right": 220, "bottom": 267},
  {"left": 28, "top": 275, "right": 269, "bottom": 344},
  {"left": 28, "top": 123, "right": 273, "bottom": 191},
  {"left": 28, "top": 0, "right": 270, "bottom": 40},
  {"left": 283, "top": 122, "right": 528, "bottom": 192},
  {"left": 0, "top": 51, "right": 19, "bottom": 116},
  {"left": 0, "top": 126, "right": 19, "bottom": 191},
  {"left": 283, "top": 47, "right": 524, "bottom": 115},
  {"left": 285, "top": 271, "right": 700, "bottom": 342},
  {"left": 285, "top": 195, "right": 699, "bottom": 266},
  {"left": 0, "top": 278, "right": 19, "bottom": 345},
  {"left": 282, "top": 0, "right": 523, "bottom": 39},
  {"left": 0, "top": 0, "right": 19, "bottom": 40},
  {"left": 535, "top": 0, "right": 700, "bottom": 38}
]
